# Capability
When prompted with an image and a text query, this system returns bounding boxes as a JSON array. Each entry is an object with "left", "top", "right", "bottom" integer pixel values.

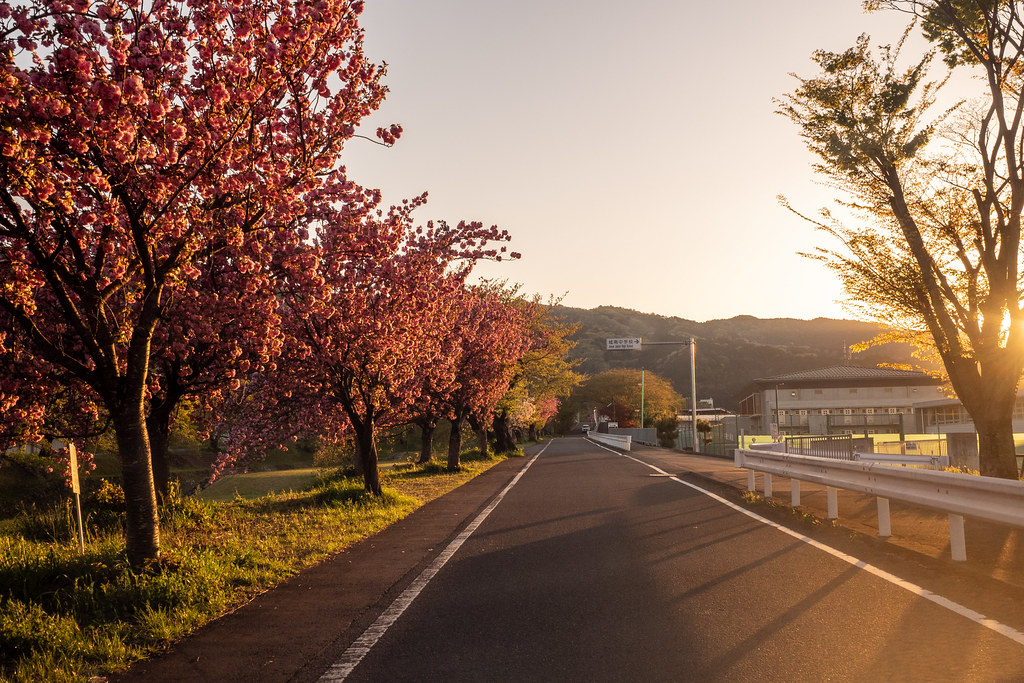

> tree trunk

[
  {"left": 351, "top": 437, "right": 365, "bottom": 477},
  {"left": 467, "top": 414, "right": 488, "bottom": 458},
  {"left": 493, "top": 411, "right": 516, "bottom": 453},
  {"left": 113, "top": 404, "right": 161, "bottom": 567},
  {"left": 971, "top": 402, "right": 1019, "bottom": 479},
  {"left": 953, "top": 352, "right": 1021, "bottom": 479},
  {"left": 148, "top": 373, "right": 189, "bottom": 501},
  {"left": 148, "top": 421, "right": 171, "bottom": 502},
  {"left": 478, "top": 426, "right": 488, "bottom": 457},
  {"left": 353, "top": 419, "right": 382, "bottom": 495},
  {"left": 448, "top": 414, "right": 464, "bottom": 472},
  {"left": 417, "top": 421, "right": 436, "bottom": 464},
  {"left": 146, "top": 392, "right": 179, "bottom": 502},
  {"left": 528, "top": 424, "right": 539, "bottom": 442}
]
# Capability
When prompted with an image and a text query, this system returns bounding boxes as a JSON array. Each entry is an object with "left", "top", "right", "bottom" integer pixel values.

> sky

[{"left": 341, "top": 0, "right": 932, "bottom": 323}]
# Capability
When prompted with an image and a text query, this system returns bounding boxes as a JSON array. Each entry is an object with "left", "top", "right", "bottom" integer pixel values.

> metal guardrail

[
  {"left": 734, "top": 447, "right": 1024, "bottom": 561},
  {"left": 784, "top": 434, "right": 853, "bottom": 460},
  {"left": 852, "top": 452, "right": 949, "bottom": 470},
  {"left": 587, "top": 433, "right": 632, "bottom": 451}
]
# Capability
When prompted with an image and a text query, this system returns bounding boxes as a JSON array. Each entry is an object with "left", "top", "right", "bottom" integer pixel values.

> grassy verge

[
  {"left": 0, "top": 450, "right": 510, "bottom": 682},
  {"left": 196, "top": 468, "right": 322, "bottom": 502}
]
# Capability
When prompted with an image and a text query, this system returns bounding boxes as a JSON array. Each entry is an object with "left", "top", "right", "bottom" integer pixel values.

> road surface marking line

[
  {"left": 318, "top": 444, "right": 549, "bottom": 682},
  {"left": 602, "top": 446, "right": 1024, "bottom": 647}
]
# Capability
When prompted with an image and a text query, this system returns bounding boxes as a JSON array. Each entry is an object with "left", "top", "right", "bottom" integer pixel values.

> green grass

[
  {"left": 196, "top": 468, "right": 321, "bottom": 502},
  {"left": 0, "top": 450, "right": 510, "bottom": 682}
]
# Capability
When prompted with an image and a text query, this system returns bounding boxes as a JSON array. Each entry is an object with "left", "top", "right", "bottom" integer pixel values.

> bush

[{"left": 655, "top": 416, "right": 679, "bottom": 448}]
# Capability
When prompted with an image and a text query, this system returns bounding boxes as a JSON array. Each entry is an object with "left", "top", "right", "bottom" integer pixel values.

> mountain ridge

[{"left": 555, "top": 305, "right": 926, "bottom": 410}]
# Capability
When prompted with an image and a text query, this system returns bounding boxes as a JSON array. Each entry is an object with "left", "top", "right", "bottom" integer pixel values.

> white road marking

[
  {"left": 318, "top": 444, "right": 549, "bottom": 681},
  {"left": 609, "top": 446, "right": 1024, "bottom": 647}
]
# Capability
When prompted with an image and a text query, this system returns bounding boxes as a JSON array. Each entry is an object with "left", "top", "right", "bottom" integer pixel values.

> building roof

[{"left": 753, "top": 365, "right": 936, "bottom": 384}]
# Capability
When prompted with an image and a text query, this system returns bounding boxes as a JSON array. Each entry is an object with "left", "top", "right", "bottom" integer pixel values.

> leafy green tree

[
  {"left": 780, "top": 3, "right": 1024, "bottom": 478},
  {"left": 565, "top": 369, "right": 682, "bottom": 430}
]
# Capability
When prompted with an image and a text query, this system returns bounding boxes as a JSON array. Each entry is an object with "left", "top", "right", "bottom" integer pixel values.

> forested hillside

[{"left": 556, "top": 306, "right": 928, "bottom": 410}]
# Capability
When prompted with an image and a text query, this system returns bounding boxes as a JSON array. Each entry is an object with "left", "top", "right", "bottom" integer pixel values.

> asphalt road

[{"left": 329, "top": 437, "right": 1024, "bottom": 682}]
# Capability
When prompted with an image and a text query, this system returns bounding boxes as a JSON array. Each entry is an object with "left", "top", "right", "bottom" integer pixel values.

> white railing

[
  {"left": 734, "top": 447, "right": 1024, "bottom": 561},
  {"left": 587, "top": 433, "right": 632, "bottom": 451}
]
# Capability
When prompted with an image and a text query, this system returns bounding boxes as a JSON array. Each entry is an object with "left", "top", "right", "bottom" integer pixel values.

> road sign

[{"left": 606, "top": 337, "right": 642, "bottom": 350}]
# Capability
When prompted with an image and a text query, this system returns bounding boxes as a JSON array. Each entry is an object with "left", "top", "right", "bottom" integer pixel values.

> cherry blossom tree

[
  {"left": 223, "top": 199, "right": 517, "bottom": 493},
  {"left": 144, "top": 237, "right": 294, "bottom": 498},
  {"left": 0, "top": 0, "right": 390, "bottom": 565},
  {"left": 438, "top": 288, "right": 531, "bottom": 471}
]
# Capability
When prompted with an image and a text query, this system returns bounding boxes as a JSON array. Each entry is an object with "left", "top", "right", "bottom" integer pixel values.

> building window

[
  {"left": 843, "top": 408, "right": 853, "bottom": 415},
  {"left": 799, "top": 409, "right": 808, "bottom": 416},
  {"left": 821, "top": 409, "right": 831, "bottom": 415},
  {"left": 888, "top": 407, "right": 898, "bottom": 414},
  {"left": 778, "top": 410, "right": 786, "bottom": 417},
  {"left": 865, "top": 408, "right": 875, "bottom": 415}
]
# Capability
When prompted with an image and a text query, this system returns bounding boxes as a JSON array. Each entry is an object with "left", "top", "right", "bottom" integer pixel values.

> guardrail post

[
  {"left": 747, "top": 470, "right": 755, "bottom": 493},
  {"left": 764, "top": 473, "right": 773, "bottom": 498},
  {"left": 876, "top": 497, "right": 891, "bottom": 537},
  {"left": 791, "top": 479, "right": 800, "bottom": 507},
  {"left": 949, "top": 513, "right": 967, "bottom": 561},
  {"left": 826, "top": 487, "right": 838, "bottom": 520}
]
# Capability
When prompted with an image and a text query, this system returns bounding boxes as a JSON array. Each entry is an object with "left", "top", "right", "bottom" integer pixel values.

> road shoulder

[{"left": 113, "top": 453, "right": 535, "bottom": 683}]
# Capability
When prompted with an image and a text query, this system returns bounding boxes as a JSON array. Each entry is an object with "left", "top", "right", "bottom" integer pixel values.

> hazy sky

[{"left": 343, "top": 1, "right": 927, "bottom": 322}]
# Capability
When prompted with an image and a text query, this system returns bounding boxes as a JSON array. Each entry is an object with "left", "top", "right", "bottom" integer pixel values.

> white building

[
  {"left": 737, "top": 365, "right": 944, "bottom": 436},
  {"left": 913, "top": 392, "right": 1024, "bottom": 434}
]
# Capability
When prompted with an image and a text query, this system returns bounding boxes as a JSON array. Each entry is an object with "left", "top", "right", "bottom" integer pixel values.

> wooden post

[{"left": 68, "top": 443, "right": 85, "bottom": 555}]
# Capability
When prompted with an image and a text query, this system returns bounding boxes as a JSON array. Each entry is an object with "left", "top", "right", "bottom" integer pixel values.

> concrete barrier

[{"left": 587, "top": 433, "right": 632, "bottom": 451}]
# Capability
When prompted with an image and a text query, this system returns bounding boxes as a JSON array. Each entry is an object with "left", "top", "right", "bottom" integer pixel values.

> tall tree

[
  {"left": 227, "top": 201, "right": 515, "bottom": 493},
  {"left": 492, "top": 296, "right": 582, "bottom": 453},
  {"left": 780, "top": 3, "right": 1024, "bottom": 478},
  {"left": 562, "top": 368, "right": 682, "bottom": 429},
  {"left": 437, "top": 287, "right": 531, "bottom": 471},
  {"left": 0, "top": 0, "right": 390, "bottom": 564},
  {"left": 144, "top": 237, "right": 290, "bottom": 498}
]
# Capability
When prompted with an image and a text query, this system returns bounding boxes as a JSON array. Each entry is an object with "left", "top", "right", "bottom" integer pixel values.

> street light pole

[
  {"left": 606, "top": 336, "right": 699, "bottom": 453},
  {"left": 689, "top": 338, "right": 697, "bottom": 453},
  {"left": 641, "top": 369, "right": 645, "bottom": 429}
]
